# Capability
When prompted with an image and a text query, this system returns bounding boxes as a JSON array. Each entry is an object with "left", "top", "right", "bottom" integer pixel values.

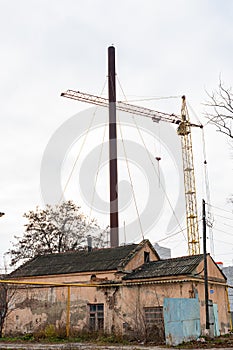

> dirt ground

[
  {"left": 173, "top": 334, "right": 233, "bottom": 348},
  {"left": 0, "top": 343, "right": 165, "bottom": 350}
]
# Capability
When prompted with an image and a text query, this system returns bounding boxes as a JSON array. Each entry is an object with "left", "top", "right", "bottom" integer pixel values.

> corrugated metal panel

[
  {"left": 163, "top": 297, "right": 201, "bottom": 346},
  {"left": 9, "top": 243, "right": 140, "bottom": 277},
  {"left": 124, "top": 255, "right": 203, "bottom": 280}
]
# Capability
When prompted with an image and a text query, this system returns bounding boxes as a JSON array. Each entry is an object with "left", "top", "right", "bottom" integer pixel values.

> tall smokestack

[{"left": 108, "top": 45, "right": 119, "bottom": 247}]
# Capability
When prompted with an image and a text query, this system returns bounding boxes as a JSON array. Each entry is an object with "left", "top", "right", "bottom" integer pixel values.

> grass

[{"left": 0, "top": 331, "right": 130, "bottom": 345}]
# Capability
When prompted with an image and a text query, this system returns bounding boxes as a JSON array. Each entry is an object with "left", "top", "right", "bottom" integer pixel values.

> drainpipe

[{"left": 66, "top": 286, "right": 71, "bottom": 337}]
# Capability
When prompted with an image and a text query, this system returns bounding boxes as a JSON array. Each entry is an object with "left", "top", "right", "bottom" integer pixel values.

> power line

[
  {"left": 213, "top": 238, "right": 233, "bottom": 246},
  {"left": 213, "top": 213, "right": 233, "bottom": 221},
  {"left": 214, "top": 220, "right": 233, "bottom": 230},
  {"left": 213, "top": 228, "right": 233, "bottom": 237},
  {"left": 207, "top": 203, "right": 233, "bottom": 215}
]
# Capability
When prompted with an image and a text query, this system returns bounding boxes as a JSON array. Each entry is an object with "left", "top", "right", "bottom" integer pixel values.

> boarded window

[
  {"left": 89, "top": 304, "right": 104, "bottom": 331},
  {"left": 144, "top": 306, "right": 163, "bottom": 325},
  {"left": 144, "top": 306, "right": 165, "bottom": 342}
]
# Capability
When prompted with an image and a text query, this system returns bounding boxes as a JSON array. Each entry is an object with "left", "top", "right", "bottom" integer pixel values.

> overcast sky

[{"left": 0, "top": 0, "right": 233, "bottom": 269}]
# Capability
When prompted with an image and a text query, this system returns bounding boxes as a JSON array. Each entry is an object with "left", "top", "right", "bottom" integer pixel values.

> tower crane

[{"left": 61, "top": 89, "right": 203, "bottom": 255}]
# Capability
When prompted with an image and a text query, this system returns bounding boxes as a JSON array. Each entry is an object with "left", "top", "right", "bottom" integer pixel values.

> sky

[{"left": 0, "top": 0, "right": 233, "bottom": 270}]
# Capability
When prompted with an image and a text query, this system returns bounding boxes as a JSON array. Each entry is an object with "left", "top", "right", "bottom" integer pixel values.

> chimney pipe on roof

[{"left": 87, "top": 235, "right": 92, "bottom": 252}]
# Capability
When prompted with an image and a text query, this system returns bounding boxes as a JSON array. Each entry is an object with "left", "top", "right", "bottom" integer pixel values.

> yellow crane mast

[
  {"left": 177, "top": 96, "right": 200, "bottom": 255},
  {"left": 61, "top": 90, "right": 202, "bottom": 255}
]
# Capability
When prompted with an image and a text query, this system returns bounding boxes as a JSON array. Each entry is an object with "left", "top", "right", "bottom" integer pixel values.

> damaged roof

[
  {"left": 123, "top": 254, "right": 205, "bottom": 280},
  {"left": 9, "top": 240, "right": 154, "bottom": 278}
]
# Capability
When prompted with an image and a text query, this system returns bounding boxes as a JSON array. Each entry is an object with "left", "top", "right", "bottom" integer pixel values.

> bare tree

[
  {"left": 205, "top": 79, "right": 233, "bottom": 139},
  {"left": 7, "top": 200, "right": 109, "bottom": 266},
  {"left": 0, "top": 283, "right": 7, "bottom": 337},
  {"left": 0, "top": 280, "right": 19, "bottom": 337}
]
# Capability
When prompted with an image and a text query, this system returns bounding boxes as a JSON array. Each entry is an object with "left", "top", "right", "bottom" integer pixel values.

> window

[
  {"left": 144, "top": 306, "right": 165, "bottom": 341},
  {"left": 144, "top": 251, "right": 150, "bottom": 263},
  {"left": 89, "top": 303, "right": 104, "bottom": 331},
  {"left": 144, "top": 306, "right": 163, "bottom": 326}
]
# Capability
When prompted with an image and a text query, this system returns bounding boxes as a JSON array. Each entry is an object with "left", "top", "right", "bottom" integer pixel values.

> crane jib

[
  {"left": 61, "top": 88, "right": 202, "bottom": 255},
  {"left": 61, "top": 90, "right": 202, "bottom": 129}
]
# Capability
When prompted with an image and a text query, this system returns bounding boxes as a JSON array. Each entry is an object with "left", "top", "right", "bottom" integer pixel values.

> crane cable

[
  {"left": 155, "top": 117, "right": 162, "bottom": 186},
  {"left": 157, "top": 218, "right": 203, "bottom": 244},
  {"left": 202, "top": 127, "right": 215, "bottom": 256},
  {"left": 59, "top": 79, "right": 107, "bottom": 204},
  {"left": 117, "top": 76, "right": 186, "bottom": 243},
  {"left": 117, "top": 77, "right": 145, "bottom": 240},
  {"left": 117, "top": 114, "right": 145, "bottom": 241},
  {"left": 59, "top": 80, "right": 108, "bottom": 238},
  {"left": 134, "top": 122, "right": 186, "bottom": 243},
  {"left": 188, "top": 101, "right": 216, "bottom": 255},
  {"left": 186, "top": 101, "right": 216, "bottom": 255},
  {"left": 86, "top": 113, "right": 108, "bottom": 229},
  {"left": 120, "top": 95, "right": 182, "bottom": 103}
]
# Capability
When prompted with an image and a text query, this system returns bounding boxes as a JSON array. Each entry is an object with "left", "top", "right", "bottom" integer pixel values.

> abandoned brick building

[{"left": 3, "top": 239, "right": 230, "bottom": 345}]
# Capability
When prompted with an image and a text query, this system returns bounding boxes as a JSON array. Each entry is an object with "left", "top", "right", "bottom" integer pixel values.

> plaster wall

[
  {"left": 124, "top": 242, "right": 158, "bottom": 271},
  {"left": 5, "top": 277, "right": 229, "bottom": 337}
]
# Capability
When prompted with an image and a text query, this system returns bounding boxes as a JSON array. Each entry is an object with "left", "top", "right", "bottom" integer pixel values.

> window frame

[{"left": 88, "top": 303, "right": 104, "bottom": 331}]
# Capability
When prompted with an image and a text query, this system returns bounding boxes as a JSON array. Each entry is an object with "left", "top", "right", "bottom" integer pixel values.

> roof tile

[
  {"left": 123, "top": 254, "right": 204, "bottom": 280},
  {"left": 10, "top": 243, "right": 143, "bottom": 278}
]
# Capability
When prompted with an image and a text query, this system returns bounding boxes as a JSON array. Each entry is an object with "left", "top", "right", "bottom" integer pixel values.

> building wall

[
  {"left": 153, "top": 243, "right": 171, "bottom": 259},
  {"left": 14, "top": 270, "right": 117, "bottom": 284},
  {"left": 4, "top": 254, "right": 229, "bottom": 338},
  {"left": 222, "top": 266, "right": 233, "bottom": 311},
  {"left": 196, "top": 280, "right": 229, "bottom": 333},
  {"left": 4, "top": 277, "right": 229, "bottom": 337}
]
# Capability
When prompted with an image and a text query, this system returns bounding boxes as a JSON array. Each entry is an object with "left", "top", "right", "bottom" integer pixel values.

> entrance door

[{"left": 208, "top": 301, "right": 220, "bottom": 337}]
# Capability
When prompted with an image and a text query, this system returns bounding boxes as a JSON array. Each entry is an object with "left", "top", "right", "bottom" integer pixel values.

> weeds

[{"left": 0, "top": 326, "right": 130, "bottom": 345}]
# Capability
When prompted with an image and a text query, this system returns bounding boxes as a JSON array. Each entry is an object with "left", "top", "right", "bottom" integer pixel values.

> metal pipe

[
  {"left": 0, "top": 277, "right": 227, "bottom": 288},
  {"left": 66, "top": 286, "right": 71, "bottom": 337},
  {"left": 225, "top": 286, "right": 233, "bottom": 331},
  {"left": 108, "top": 46, "right": 119, "bottom": 247}
]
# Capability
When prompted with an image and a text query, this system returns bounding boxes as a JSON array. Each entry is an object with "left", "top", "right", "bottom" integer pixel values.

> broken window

[{"left": 89, "top": 303, "right": 104, "bottom": 331}]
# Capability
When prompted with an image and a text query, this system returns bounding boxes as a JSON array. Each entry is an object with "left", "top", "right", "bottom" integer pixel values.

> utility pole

[
  {"left": 203, "top": 199, "right": 210, "bottom": 330},
  {"left": 108, "top": 46, "right": 119, "bottom": 247}
]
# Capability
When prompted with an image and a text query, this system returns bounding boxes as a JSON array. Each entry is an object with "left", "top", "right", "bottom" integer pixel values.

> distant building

[
  {"left": 222, "top": 266, "right": 233, "bottom": 311},
  {"left": 153, "top": 243, "right": 171, "bottom": 259}
]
